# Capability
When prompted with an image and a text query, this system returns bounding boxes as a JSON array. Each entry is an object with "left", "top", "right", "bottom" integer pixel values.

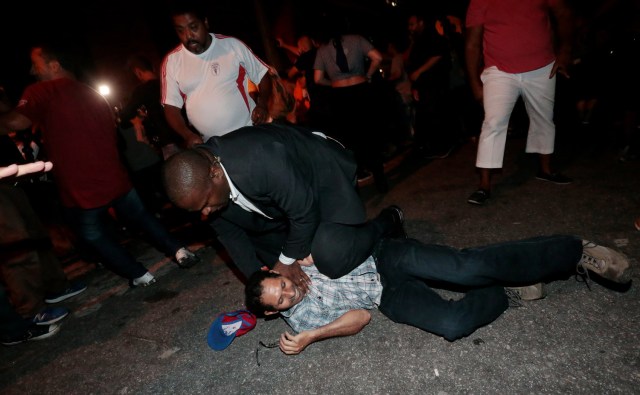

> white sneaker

[
  {"left": 175, "top": 247, "right": 200, "bottom": 268},
  {"left": 131, "top": 272, "right": 156, "bottom": 287}
]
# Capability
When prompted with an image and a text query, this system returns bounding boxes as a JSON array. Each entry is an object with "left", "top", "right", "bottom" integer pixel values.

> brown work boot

[
  {"left": 505, "top": 283, "right": 546, "bottom": 301},
  {"left": 579, "top": 240, "right": 631, "bottom": 283}
]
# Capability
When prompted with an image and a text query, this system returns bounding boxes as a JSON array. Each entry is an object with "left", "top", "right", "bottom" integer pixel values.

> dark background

[{"left": 0, "top": 0, "right": 468, "bottom": 106}]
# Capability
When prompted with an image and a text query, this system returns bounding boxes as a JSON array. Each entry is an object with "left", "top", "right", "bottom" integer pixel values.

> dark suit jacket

[{"left": 201, "top": 123, "right": 366, "bottom": 274}]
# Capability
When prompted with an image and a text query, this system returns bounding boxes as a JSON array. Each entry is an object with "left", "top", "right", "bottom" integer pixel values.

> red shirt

[
  {"left": 466, "top": 0, "right": 557, "bottom": 73},
  {"left": 16, "top": 78, "right": 132, "bottom": 208}
]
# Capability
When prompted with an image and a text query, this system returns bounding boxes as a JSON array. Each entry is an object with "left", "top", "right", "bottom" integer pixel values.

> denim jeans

[
  {"left": 0, "top": 185, "right": 69, "bottom": 317},
  {"left": 375, "top": 235, "right": 583, "bottom": 341},
  {"left": 0, "top": 284, "right": 30, "bottom": 341},
  {"left": 63, "top": 189, "right": 182, "bottom": 280}
]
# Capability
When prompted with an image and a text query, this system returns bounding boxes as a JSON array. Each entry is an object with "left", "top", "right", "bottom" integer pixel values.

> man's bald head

[{"left": 162, "top": 149, "right": 212, "bottom": 208}]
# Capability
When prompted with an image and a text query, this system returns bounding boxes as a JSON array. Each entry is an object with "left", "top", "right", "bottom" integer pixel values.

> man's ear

[
  {"left": 264, "top": 310, "right": 279, "bottom": 316},
  {"left": 209, "top": 165, "right": 222, "bottom": 180}
]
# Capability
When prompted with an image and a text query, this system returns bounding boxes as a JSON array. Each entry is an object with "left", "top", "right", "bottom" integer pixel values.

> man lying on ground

[{"left": 245, "top": 227, "right": 631, "bottom": 354}]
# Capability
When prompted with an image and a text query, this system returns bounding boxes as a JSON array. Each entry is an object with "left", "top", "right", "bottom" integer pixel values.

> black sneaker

[
  {"left": 378, "top": 205, "right": 407, "bottom": 239},
  {"left": 1, "top": 323, "right": 61, "bottom": 346},
  {"left": 45, "top": 282, "right": 87, "bottom": 303},
  {"left": 32, "top": 307, "right": 69, "bottom": 325},
  {"left": 535, "top": 172, "right": 573, "bottom": 184},
  {"left": 422, "top": 145, "right": 455, "bottom": 160},
  {"left": 467, "top": 189, "right": 490, "bottom": 205},
  {"left": 357, "top": 169, "right": 372, "bottom": 182}
]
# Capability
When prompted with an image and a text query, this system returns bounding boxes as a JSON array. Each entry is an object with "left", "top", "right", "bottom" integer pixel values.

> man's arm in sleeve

[
  {"left": 261, "top": 142, "right": 319, "bottom": 262},
  {"left": 210, "top": 214, "right": 264, "bottom": 279},
  {"left": 160, "top": 56, "right": 203, "bottom": 147},
  {"left": 279, "top": 309, "right": 371, "bottom": 355}
]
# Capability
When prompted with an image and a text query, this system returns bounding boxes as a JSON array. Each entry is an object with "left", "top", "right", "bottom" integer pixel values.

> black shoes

[
  {"left": 467, "top": 188, "right": 490, "bottom": 205},
  {"left": 535, "top": 172, "right": 573, "bottom": 184},
  {"left": 2, "top": 323, "right": 61, "bottom": 346},
  {"left": 379, "top": 205, "right": 407, "bottom": 239}
]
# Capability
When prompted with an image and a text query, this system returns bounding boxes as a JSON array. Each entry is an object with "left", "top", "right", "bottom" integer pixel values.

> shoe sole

[
  {"left": 34, "top": 311, "right": 69, "bottom": 325},
  {"left": 424, "top": 146, "right": 455, "bottom": 160},
  {"left": 467, "top": 198, "right": 486, "bottom": 205},
  {"left": 45, "top": 286, "right": 88, "bottom": 304},
  {"left": 130, "top": 278, "right": 157, "bottom": 288},
  {"left": 2, "top": 324, "right": 61, "bottom": 346},
  {"left": 176, "top": 257, "right": 200, "bottom": 269},
  {"left": 535, "top": 176, "right": 573, "bottom": 185}
]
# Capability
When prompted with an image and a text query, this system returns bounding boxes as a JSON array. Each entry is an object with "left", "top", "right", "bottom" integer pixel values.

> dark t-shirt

[
  {"left": 15, "top": 78, "right": 132, "bottom": 208},
  {"left": 120, "top": 79, "right": 180, "bottom": 147},
  {"left": 407, "top": 29, "right": 452, "bottom": 89}
]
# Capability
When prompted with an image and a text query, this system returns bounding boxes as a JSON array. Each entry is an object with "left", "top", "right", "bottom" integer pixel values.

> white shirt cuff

[{"left": 279, "top": 254, "right": 295, "bottom": 265}]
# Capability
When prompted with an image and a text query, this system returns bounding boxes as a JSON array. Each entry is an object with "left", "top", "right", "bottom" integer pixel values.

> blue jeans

[
  {"left": 63, "top": 189, "right": 182, "bottom": 280},
  {"left": 375, "top": 235, "right": 583, "bottom": 341},
  {"left": 0, "top": 284, "right": 30, "bottom": 341}
]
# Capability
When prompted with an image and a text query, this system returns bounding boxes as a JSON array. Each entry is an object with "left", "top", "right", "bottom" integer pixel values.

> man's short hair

[
  {"left": 34, "top": 42, "right": 79, "bottom": 77},
  {"left": 245, "top": 271, "right": 280, "bottom": 314},
  {"left": 161, "top": 149, "right": 211, "bottom": 206}
]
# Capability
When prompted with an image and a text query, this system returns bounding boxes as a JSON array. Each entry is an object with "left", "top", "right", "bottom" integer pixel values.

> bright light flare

[{"left": 98, "top": 84, "right": 111, "bottom": 96}]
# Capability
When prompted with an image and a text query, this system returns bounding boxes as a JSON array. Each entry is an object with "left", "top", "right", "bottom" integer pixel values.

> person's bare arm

[
  {"left": 287, "top": 65, "right": 301, "bottom": 80},
  {"left": 276, "top": 38, "right": 301, "bottom": 57},
  {"left": 549, "top": 0, "right": 573, "bottom": 79},
  {"left": 0, "top": 161, "right": 52, "bottom": 179},
  {"left": 409, "top": 55, "right": 443, "bottom": 83},
  {"left": 251, "top": 72, "right": 274, "bottom": 125},
  {"left": 279, "top": 309, "right": 371, "bottom": 355},
  {"left": 465, "top": 24, "right": 484, "bottom": 103},
  {"left": 314, "top": 69, "right": 332, "bottom": 87},
  {"left": 163, "top": 104, "right": 203, "bottom": 147},
  {"left": 365, "top": 48, "right": 383, "bottom": 80}
]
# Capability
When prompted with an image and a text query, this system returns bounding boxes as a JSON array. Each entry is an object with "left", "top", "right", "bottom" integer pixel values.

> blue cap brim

[{"left": 207, "top": 315, "right": 240, "bottom": 351}]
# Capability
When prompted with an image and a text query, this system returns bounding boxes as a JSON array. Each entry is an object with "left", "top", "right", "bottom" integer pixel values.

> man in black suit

[{"left": 162, "top": 123, "right": 403, "bottom": 288}]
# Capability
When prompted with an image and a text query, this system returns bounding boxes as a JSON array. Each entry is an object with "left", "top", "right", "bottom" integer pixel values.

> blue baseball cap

[{"left": 207, "top": 310, "right": 257, "bottom": 351}]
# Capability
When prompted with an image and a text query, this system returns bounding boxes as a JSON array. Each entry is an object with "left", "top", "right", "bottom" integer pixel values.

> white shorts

[{"left": 476, "top": 62, "right": 556, "bottom": 169}]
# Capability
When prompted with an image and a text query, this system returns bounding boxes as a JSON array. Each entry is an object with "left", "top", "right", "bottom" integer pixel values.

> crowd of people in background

[{"left": 0, "top": 0, "right": 638, "bottom": 347}]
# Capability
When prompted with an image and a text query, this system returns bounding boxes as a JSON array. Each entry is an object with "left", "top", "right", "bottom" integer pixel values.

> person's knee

[
  {"left": 78, "top": 225, "right": 104, "bottom": 243},
  {"left": 311, "top": 223, "right": 376, "bottom": 279},
  {"left": 439, "top": 321, "right": 474, "bottom": 342},
  {"left": 311, "top": 246, "right": 346, "bottom": 278}
]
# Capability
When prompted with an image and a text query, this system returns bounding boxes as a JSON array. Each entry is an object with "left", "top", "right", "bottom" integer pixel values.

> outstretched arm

[
  {"left": 251, "top": 71, "right": 274, "bottom": 125},
  {"left": 0, "top": 161, "right": 52, "bottom": 179},
  {"left": 276, "top": 38, "right": 302, "bottom": 57},
  {"left": 279, "top": 309, "right": 371, "bottom": 355},
  {"left": 163, "top": 104, "right": 203, "bottom": 147}
]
